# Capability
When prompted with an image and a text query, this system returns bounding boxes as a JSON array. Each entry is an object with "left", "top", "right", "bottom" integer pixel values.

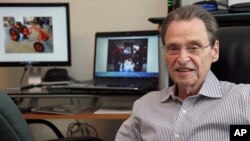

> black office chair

[
  {"left": 0, "top": 90, "right": 102, "bottom": 141},
  {"left": 211, "top": 26, "right": 250, "bottom": 83},
  {"left": 0, "top": 90, "right": 35, "bottom": 141}
]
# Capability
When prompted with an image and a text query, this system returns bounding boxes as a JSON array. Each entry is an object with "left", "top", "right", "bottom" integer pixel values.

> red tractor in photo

[{"left": 8, "top": 19, "right": 50, "bottom": 52}]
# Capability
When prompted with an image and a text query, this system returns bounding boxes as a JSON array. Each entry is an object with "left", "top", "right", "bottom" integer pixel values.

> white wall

[
  {"left": 1, "top": 0, "right": 167, "bottom": 88},
  {"left": 0, "top": 69, "right": 8, "bottom": 90},
  {"left": 0, "top": 0, "right": 167, "bottom": 141}
]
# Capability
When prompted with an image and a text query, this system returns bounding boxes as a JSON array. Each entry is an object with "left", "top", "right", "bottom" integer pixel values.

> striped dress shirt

[{"left": 115, "top": 71, "right": 250, "bottom": 141}]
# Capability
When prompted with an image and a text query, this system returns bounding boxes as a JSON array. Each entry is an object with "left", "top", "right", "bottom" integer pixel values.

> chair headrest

[{"left": 211, "top": 26, "right": 250, "bottom": 84}]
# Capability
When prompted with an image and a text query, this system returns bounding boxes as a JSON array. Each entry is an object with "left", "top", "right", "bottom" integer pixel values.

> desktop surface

[
  {"left": 23, "top": 111, "right": 130, "bottom": 120},
  {"left": 7, "top": 86, "right": 146, "bottom": 98}
]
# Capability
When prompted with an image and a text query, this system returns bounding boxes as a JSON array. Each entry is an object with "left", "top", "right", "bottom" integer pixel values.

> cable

[
  {"left": 67, "top": 119, "right": 98, "bottom": 138},
  {"left": 20, "top": 67, "right": 28, "bottom": 86},
  {"left": 14, "top": 67, "right": 28, "bottom": 105}
]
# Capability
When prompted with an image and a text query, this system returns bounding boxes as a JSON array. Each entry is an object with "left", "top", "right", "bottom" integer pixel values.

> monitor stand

[
  {"left": 17, "top": 67, "right": 42, "bottom": 112},
  {"left": 26, "top": 67, "right": 42, "bottom": 93},
  {"left": 27, "top": 67, "right": 42, "bottom": 85}
]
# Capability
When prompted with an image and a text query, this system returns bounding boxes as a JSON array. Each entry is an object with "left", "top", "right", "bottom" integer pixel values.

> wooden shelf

[
  {"left": 148, "top": 11, "right": 250, "bottom": 27},
  {"left": 22, "top": 107, "right": 130, "bottom": 120},
  {"left": 23, "top": 112, "right": 130, "bottom": 120}
]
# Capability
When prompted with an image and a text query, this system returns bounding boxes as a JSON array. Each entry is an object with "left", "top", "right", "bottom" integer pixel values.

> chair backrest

[
  {"left": 211, "top": 26, "right": 250, "bottom": 84},
  {"left": 0, "top": 90, "right": 35, "bottom": 141}
]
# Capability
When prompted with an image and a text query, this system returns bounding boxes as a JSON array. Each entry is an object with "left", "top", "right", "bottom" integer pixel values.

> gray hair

[{"left": 160, "top": 5, "right": 218, "bottom": 47}]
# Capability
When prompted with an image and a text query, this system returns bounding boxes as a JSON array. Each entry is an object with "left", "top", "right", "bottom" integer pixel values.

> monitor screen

[
  {"left": 94, "top": 30, "right": 159, "bottom": 79},
  {"left": 0, "top": 3, "right": 71, "bottom": 67}
]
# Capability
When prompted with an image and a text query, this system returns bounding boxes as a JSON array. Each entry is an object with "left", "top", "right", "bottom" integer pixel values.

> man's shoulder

[
  {"left": 220, "top": 81, "right": 250, "bottom": 89},
  {"left": 220, "top": 81, "right": 250, "bottom": 96},
  {"left": 135, "top": 87, "right": 173, "bottom": 104},
  {"left": 141, "top": 90, "right": 162, "bottom": 99}
]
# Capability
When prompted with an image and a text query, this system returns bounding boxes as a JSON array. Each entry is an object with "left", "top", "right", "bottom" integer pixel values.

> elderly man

[{"left": 115, "top": 5, "right": 250, "bottom": 141}]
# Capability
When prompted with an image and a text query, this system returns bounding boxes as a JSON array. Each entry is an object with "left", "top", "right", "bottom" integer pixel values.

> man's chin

[{"left": 174, "top": 79, "right": 195, "bottom": 87}]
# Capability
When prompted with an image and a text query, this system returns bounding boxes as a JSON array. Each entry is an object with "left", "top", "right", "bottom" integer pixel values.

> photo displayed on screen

[
  {"left": 107, "top": 38, "right": 148, "bottom": 72},
  {"left": 3, "top": 16, "right": 53, "bottom": 53}
]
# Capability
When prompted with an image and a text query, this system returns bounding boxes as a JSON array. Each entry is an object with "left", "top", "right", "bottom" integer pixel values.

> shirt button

[
  {"left": 182, "top": 109, "right": 186, "bottom": 113},
  {"left": 175, "top": 133, "right": 180, "bottom": 138}
]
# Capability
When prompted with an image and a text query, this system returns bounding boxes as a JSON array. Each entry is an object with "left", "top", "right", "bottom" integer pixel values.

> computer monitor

[{"left": 0, "top": 3, "right": 71, "bottom": 84}]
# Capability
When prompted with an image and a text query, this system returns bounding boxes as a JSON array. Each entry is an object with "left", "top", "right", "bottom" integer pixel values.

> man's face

[{"left": 164, "top": 18, "right": 219, "bottom": 88}]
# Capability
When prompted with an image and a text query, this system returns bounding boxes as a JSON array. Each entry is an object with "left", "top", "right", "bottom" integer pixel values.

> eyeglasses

[{"left": 163, "top": 43, "right": 212, "bottom": 55}]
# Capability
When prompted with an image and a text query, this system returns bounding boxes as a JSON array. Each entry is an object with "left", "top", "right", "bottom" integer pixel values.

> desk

[
  {"left": 23, "top": 106, "right": 130, "bottom": 120},
  {"left": 7, "top": 87, "right": 135, "bottom": 120},
  {"left": 7, "top": 88, "right": 132, "bottom": 140},
  {"left": 23, "top": 112, "right": 130, "bottom": 120},
  {"left": 7, "top": 87, "right": 144, "bottom": 98}
]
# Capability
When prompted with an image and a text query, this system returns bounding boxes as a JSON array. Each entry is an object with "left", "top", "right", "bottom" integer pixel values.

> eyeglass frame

[{"left": 162, "top": 42, "right": 213, "bottom": 55}]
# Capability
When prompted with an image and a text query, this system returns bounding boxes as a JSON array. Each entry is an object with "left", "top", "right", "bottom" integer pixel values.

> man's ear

[{"left": 212, "top": 40, "right": 219, "bottom": 62}]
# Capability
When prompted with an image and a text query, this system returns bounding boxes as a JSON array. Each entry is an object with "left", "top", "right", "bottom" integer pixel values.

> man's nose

[{"left": 176, "top": 49, "right": 190, "bottom": 64}]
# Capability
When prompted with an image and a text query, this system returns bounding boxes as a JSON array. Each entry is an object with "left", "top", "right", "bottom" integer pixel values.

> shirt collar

[
  {"left": 161, "top": 70, "right": 221, "bottom": 103},
  {"left": 198, "top": 70, "right": 221, "bottom": 98},
  {"left": 160, "top": 86, "right": 176, "bottom": 102}
]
